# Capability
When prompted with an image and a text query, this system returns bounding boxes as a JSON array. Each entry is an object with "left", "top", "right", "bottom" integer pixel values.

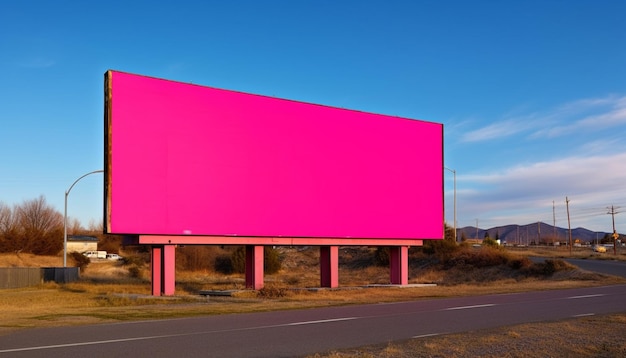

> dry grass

[
  {"left": 309, "top": 313, "right": 626, "bottom": 357},
  {"left": 1, "top": 246, "right": 625, "bottom": 357},
  {"left": 510, "top": 245, "right": 626, "bottom": 261},
  {"left": 0, "top": 252, "right": 63, "bottom": 267}
]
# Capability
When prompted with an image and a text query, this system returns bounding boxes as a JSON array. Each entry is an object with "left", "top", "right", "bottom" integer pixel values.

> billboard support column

[
  {"left": 320, "top": 246, "right": 339, "bottom": 288},
  {"left": 151, "top": 246, "right": 163, "bottom": 296},
  {"left": 389, "top": 246, "right": 409, "bottom": 285},
  {"left": 151, "top": 245, "right": 176, "bottom": 296},
  {"left": 162, "top": 245, "right": 176, "bottom": 295},
  {"left": 245, "top": 245, "right": 264, "bottom": 290}
]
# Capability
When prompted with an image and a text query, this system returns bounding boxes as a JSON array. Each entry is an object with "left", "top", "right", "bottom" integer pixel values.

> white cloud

[{"left": 455, "top": 152, "right": 626, "bottom": 231}]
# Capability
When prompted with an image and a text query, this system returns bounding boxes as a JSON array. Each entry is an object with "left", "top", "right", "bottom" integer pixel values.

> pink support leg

[
  {"left": 320, "top": 246, "right": 339, "bottom": 288},
  {"left": 162, "top": 245, "right": 176, "bottom": 295},
  {"left": 389, "top": 246, "right": 409, "bottom": 285},
  {"left": 151, "top": 245, "right": 176, "bottom": 296},
  {"left": 151, "top": 246, "right": 162, "bottom": 296},
  {"left": 245, "top": 245, "right": 264, "bottom": 290}
]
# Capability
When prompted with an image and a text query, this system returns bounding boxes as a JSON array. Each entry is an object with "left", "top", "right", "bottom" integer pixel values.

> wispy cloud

[
  {"left": 460, "top": 95, "right": 626, "bottom": 143},
  {"left": 531, "top": 95, "right": 626, "bottom": 139},
  {"left": 460, "top": 118, "right": 530, "bottom": 142}
]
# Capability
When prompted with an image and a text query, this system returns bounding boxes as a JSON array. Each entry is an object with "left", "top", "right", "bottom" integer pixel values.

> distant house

[{"left": 67, "top": 235, "right": 98, "bottom": 253}]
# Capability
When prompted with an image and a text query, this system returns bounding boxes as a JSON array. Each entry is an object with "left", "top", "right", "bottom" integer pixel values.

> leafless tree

[
  {"left": 0, "top": 201, "right": 16, "bottom": 234},
  {"left": 14, "top": 195, "right": 64, "bottom": 254},
  {"left": 0, "top": 201, "right": 20, "bottom": 252},
  {"left": 68, "top": 217, "right": 84, "bottom": 235}
]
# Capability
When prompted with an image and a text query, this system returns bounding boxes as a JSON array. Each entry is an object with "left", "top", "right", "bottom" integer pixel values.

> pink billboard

[{"left": 105, "top": 70, "right": 443, "bottom": 240}]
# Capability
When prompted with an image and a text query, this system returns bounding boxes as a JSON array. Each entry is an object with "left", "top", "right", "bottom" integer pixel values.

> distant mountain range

[{"left": 457, "top": 222, "right": 618, "bottom": 244}]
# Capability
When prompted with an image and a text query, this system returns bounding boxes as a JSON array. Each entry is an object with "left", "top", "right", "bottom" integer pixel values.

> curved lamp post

[
  {"left": 444, "top": 167, "right": 457, "bottom": 242},
  {"left": 63, "top": 170, "right": 104, "bottom": 267}
]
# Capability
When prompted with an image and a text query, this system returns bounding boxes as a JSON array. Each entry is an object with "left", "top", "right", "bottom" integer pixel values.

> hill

[{"left": 458, "top": 222, "right": 616, "bottom": 245}]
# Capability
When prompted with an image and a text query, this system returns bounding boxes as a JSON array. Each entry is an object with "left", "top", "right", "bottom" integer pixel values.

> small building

[{"left": 67, "top": 235, "right": 99, "bottom": 253}]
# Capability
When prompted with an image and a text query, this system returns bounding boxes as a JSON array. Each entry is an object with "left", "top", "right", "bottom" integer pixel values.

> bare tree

[
  {"left": 88, "top": 219, "right": 103, "bottom": 233},
  {"left": 15, "top": 195, "right": 63, "bottom": 255},
  {"left": 68, "top": 217, "right": 84, "bottom": 235},
  {"left": 0, "top": 201, "right": 16, "bottom": 234},
  {"left": 0, "top": 202, "right": 20, "bottom": 252}
]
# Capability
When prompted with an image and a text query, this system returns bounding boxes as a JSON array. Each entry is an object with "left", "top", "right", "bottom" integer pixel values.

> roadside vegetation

[{"left": 1, "top": 209, "right": 625, "bottom": 355}]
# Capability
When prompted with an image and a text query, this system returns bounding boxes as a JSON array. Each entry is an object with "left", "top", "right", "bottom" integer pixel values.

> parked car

[
  {"left": 83, "top": 250, "right": 107, "bottom": 259},
  {"left": 106, "top": 253, "right": 123, "bottom": 261},
  {"left": 593, "top": 245, "right": 607, "bottom": 253}
]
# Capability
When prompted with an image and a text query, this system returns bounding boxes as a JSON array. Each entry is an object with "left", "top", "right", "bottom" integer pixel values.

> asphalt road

[
  {"left": 1, "top": 284, "right": 625, "bottom": 358},
  {"left": 528, "top": 256, "right": 626, "bottom": 278},
  {"left": 564, "top": 258, "right": 626, "bottom": 278}
]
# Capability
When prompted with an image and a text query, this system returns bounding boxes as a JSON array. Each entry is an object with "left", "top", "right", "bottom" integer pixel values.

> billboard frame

[{"left": 104, "top": 70, "right": 444, "bottom": 295}]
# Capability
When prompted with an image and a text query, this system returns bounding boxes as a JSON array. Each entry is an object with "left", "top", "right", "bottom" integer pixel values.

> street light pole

[
  {"left": 444, "top": 167, "right": 457, "bottom": 242},
  {"left": 64, "top": 169, "right": 104, "bottom": 267}
]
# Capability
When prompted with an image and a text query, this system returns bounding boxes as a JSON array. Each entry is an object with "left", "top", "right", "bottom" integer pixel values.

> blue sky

[{"left": 1, "top": 0, "right": 625, "bottom": 233}]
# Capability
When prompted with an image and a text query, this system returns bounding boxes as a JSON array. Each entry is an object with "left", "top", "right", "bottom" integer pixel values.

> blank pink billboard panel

[{"left": 105, "top": 71, "right": 443, "bottom": 239}]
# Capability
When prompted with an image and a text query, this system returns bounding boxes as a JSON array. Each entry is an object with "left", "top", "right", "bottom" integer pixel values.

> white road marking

[
  {"left": 412, "top": 333, "right": 443, "bottom": 339},
  {"left": 285, "top": 317, "right": 358, "bottom": 326},
  {"left": 572, "top": 313, "right": 595, "bottom": 317},
  {"left": 566, "top": 294, "right": 604, "bottom": 300},
  {"left": 0, "top": 334, "right": 183, "bottom": 353},
  {"left": 0, "top": 317, "right": 358, "bottom": 353},
  {"left": 444, "top": 303, "right": 495, "bottom": 311}
]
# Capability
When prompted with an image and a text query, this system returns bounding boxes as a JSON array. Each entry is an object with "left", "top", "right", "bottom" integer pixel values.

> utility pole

[
  {"left": 475, "top": 219, "right": 479, "bottom": 240},
  {"left": 444, "top": 167, "right": 457, "bottom": 242},
  {"left": 607, "top": 205, "right": 620, "bottom": 255},
  {"left": 552, "top": 201, "right": 556, "bottom": 243},
  {"left": 537, "top": 222, "right": 541, "bottom": 246},
  {"left": 566, "top": 197, "right": 572, "bottom": 256}
]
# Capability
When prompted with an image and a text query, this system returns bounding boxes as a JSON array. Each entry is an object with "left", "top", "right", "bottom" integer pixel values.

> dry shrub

[
  {"left": 285, "top": 275, "right": 301, "bottom": 285},
  {"left": 176, "top": 246, "right": 223, "bottom": 271},
  {"left": 214, "top": 254, "right": 234, "bottom": 274},
  {"left": 231, "top": 246, "right": 246, "bottom": 273},
  {"left": 412, "top": 269, "right": 445, "bottom": 284},
  {"left": 507, "top": 256, "right": 533, "bottom": 270},
  {"left": 257, "top": 284, "right": 292, "bottom": 298},
  {"left": 214, "top": 246, "right": 282, "bottom": 275},
  {"left": 422, "top": 237, "right": 459, "bottom": 258},
  {"left": 120, "top": 254, "right": 149, "bottom": 279},
  {"left": 374, "top": 247, "right": 390, "bottom": 266},
  {"left": 445, "top": 246, "right": 510, "bottom": 268},
  {"left": 69, "top": 251, "right": 90, "bottom": 271},
  {"left": 525, "top": 258, "right": 576, "bottom": 277}
]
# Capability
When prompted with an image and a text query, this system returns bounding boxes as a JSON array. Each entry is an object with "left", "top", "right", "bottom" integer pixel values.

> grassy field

[{"left": 1, "top": 246, "right": 625, "bottom": 356}]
